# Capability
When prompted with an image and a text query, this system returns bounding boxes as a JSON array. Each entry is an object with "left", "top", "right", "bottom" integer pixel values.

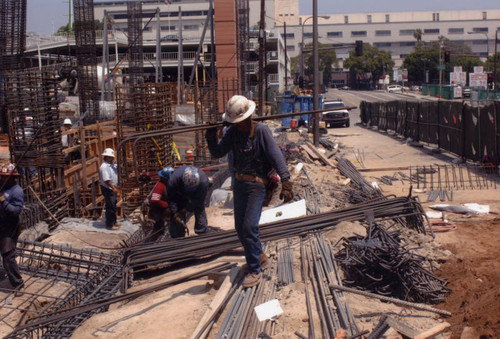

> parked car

[
  {"left": 387, "top": 85, "right": 402, "bottom": 93},
  {"left": 340, "top": 85, "right": 350, "bottom": 90},
  {"left": 463, "top": 87, "right": 471, "bottom": 98},
  {"left": 321, "top": 99, "right": 350, "bottom": 128}
]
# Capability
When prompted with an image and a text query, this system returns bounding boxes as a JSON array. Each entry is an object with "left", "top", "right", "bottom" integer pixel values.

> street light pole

[
  {"left": 494, "top": 29, "right": 498, "bottom": 90},
  {"left": 312, "top": 0, "right": 319, "bottom": 146},
  {"left": 300, "top": 15, "right": 329, "bottom": 88}
]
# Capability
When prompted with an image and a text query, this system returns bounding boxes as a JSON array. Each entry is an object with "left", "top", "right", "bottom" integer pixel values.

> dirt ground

[{"left": 8, "top": 122, "right": 499, "bottom": 338}]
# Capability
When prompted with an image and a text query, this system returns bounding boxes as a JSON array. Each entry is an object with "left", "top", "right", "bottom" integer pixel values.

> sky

[{"left": 27, "top": 0, "right": 500, "bottom": 34}]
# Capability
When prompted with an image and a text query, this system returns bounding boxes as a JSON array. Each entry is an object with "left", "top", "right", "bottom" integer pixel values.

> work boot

[
  {"left": 242, "top": 252, "right": 270, "bottom": 272},
  {"left": 14, "top": 283, "right": 24, "bottom": 297},
  {"left": 242, "top": 271, "right": 262, "bottom": 288}
]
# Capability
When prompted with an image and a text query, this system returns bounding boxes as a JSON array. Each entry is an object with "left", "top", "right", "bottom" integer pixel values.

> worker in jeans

[
  {"left": 205, "top": 95, "right": 293, "bottom": 288},
  {"left": 99, "top": 148, "right": 120, "bottom": 230},
  {"left": 167, "top": 165, "right": 209, "bottom": 238}
]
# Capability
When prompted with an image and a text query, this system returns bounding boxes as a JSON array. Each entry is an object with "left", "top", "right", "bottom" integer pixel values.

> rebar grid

[
  {"left": 236, "top": 0, "right": 250, "bottom": 94},
  {"left": 0, "top": 0, "right": 26, "bottom": 57},
  {"left": 127, "top": 2, "right": 144, "bottom": 86},
  {"left": 409, "top": 164, "right": 498, "bottom": 191},
  {"left": 3, "top": 241, "right": 122, "bottom": 338},
  {"left": 116, "top": 83, "right": 174, "bottom": 216},
  {"left": 73, "top": 0, "right": 99, "bottom": 124},
  {"left": 193, "top": 80, "right": 218, "bottom": 167},
  {"left": 3, "top": 64, "right": 68, "bottom": 229}
]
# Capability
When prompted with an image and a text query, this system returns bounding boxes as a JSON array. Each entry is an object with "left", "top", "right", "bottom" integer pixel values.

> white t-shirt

[{"left": 100, "top": 161, "right": 118, "bottom": 189}]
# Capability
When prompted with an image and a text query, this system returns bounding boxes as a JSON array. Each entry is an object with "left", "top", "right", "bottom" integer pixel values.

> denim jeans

[{"left": 233, "top": 179, "right": 266, "bottom": 274}]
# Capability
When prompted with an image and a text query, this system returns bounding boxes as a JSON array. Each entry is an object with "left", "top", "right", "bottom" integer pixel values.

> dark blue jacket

[
  {"left": 167, "top": 166, "right": 208, "bottom": 214},
  {"left": 207, "top": 122, "right": 290, "bottom": 182},
  {"left": 0, "top": 183, "right": 24, "bottom": 253}
]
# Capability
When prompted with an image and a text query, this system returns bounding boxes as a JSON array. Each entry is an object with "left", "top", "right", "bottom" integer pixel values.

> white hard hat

[
  {"left": 102, "top": 148, "right": 115, "bottom": 158},
  {"left": 222, "top": 95, "right": 256, "bottom": 124},
  {"left": 63, "top": 118, "right": 72, "bottom": 125}
]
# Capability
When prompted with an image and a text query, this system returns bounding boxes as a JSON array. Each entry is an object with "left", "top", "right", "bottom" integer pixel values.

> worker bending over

[
  {"left": 147, "top": 166, "right": 174, "bottom": 241},
  {"left": 166, "top": 165, "right": 209, "bottom": 238}
]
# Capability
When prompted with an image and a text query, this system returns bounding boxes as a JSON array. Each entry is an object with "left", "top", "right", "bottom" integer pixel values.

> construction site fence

[{"left": 360, "top": 100, "right": 500, "bottom": 166}]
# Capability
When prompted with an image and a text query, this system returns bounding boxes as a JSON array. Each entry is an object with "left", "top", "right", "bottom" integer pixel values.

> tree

[
  {"left": 343, "top": 43, "right": 394, "bottom": 88},
  {"left": 297, "top": 42, "right": 338, "bottom": 85},
  {"left": 403, "top": 37, "right": 483, "bottom": 83},
  {"left": 413, "top": 29, "right": 423, "bottom": 45}
]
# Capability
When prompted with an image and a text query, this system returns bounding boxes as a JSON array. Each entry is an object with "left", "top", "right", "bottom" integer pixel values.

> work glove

[
  {"left": 205, "top": 127, "right": 218, "bottom": 143},
  {"left": 279, "top": 181, "right": 293, "bottom": 203},
  {"left": 173, "top": 212, "right": 185, "bottom": 226}
]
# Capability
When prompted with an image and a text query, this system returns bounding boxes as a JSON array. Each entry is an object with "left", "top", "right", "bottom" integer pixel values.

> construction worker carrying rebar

[
  {"left": 146, "top": 166, "right": 174, "bottom": 242},
  {"left": 0, "top": 163, "right": 25, "bottom": 296},
  {"left": 99, "top": 148, "right": 120, "bottom": 230},
  {"left": 205, "top": 95, "right": 293, "bottom": 288}
]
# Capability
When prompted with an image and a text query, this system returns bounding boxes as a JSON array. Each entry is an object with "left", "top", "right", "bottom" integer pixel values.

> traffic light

[
  {"left": 355, "top": 40, "right": 363, "bottom": 57},
  {"left": 444, "top": 51, "right": 451, "bottom": 63},
  {"left": 487, "top": 73, "right": 493, "bottom": 83}
]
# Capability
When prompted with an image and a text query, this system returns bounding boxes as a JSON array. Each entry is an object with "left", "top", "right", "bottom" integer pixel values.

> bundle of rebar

[
  {"left": 335, "top": 221, "right": 450, "bottom": 304},
  {"left": 336, "top": 157, "right": 381, "bottom": 202},
  {"left": 121, "top": 196, "right": 426, "bottom": 291},
  {"left": 276, "top": 239, "right": 295, "bottom": 286}
]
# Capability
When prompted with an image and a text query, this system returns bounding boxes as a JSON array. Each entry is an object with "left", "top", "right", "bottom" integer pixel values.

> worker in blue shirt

[
  {"left": 166, "top": 165, "right": 209, "bottom": 238},
  {"left": 205, "top": 95, "right": 293, "bottom": 288},
  {"left": 0, "top": 163, "right": 25, "bottom": 295}
]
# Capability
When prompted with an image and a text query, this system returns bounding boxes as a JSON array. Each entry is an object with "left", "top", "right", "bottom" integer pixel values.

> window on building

[
  {"left": 453, "top": 40, "right": 465, "bottom": 44},
  {"left": 472, "top": 39, "right": 488, "bottom": 45},
  {"left": 303, "top": 32, "right": 313, "bottom": 38},
  {"left": 432, "top": 13, "right": 440, "bottom": 21},
  {"left": 482, "top": 11, "right": 487, "bottom": 20},
  {"left": 344, "top": 16, "right": 348, "bottom": 24},
  {"left": 183, "top": 25, "right": 199, "bottom": 30},
  {"left": 424, "top": 28, "right": 440, "bottom": 34},
  {"left": 367, "top": 15, "right": 372, "bottom": 24},
  {"left": 400, "top": 54, "right": 409, "bottom": 59},
  {"left": 385, "top": 14, "right": 390, "bottom": 23},
  {"left": 448, "top": 28, "right": 464, "bottom": 34},
  {"left": 281, "top": 33, "right": 295, "bottom": 39},
  {"left": 472, "top": 27, "right": 488, "bottom": 33},
  {"left": 327, "top": 31, "right": 342, "bottom": 37},
  {"left": 161, "top": 25, "right": 176, "bottom": 31},
  {"left": 400, "top": 41, "right": 416, "bottom": 47},
  {"left": 375, "top": 30, "right": 391, "bottom": 36},
  {"left": 332, "top": 44, "right": 344, "bottom": 47},
  {"left": 351, "top": 31, "right": 367, "bottom": 37},
  {"left": 400, "top": 29, "right": 415, "bottom": 35},
  {"left": 374, "top": 42, "right": 391, "bottom": 47},
  {"left": 286, "top": 45, "right": 295, "bottom": 51}
]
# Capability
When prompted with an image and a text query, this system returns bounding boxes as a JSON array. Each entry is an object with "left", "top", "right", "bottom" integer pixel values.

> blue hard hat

[
  {"left": 182, "top": 166, "right": 200, "bottom": 191},
  {"left": 158, "top": 166, "right": 174, "bottom": 180}
]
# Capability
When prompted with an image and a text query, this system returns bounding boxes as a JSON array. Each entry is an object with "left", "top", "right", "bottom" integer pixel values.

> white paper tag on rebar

[{"left": 254, "top": 299, "right": 283, "bottom": 322}]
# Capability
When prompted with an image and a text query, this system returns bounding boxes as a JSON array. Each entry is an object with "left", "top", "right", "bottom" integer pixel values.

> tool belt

[{"left": 234, "top": 172, "right": 268, "bottom": 185}]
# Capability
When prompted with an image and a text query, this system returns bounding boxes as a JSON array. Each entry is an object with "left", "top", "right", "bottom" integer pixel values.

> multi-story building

[{"left": 273, "top": 0, "right": 500, "bottom": 69}]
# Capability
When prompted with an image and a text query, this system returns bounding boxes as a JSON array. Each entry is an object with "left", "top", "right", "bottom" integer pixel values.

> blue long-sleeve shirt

[
  {"left": 0, "top": 183, "right": 24, "bottom": 233},
  {"left": 167, "top": 166, "right": 208, "bottom": 214},
  {"left": 207, "top": 122, "right": 290, "bottom": 182}
]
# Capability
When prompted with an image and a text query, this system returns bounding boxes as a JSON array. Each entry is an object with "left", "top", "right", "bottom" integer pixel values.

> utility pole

[
  {"left": 312, "top": 0, "right": 319, "bottom": 146},
  {"left": 494, "top": 29, "right": 498, "bottom": 90},
  {"left": 102, "top": 10, "right": 109, "bottom": 101},
  {"left": 258, "top": 0, "right": 265, "bottom": 115},
  {"left": 177, "top": 6, "right": 184, "bottom": 105},
  {"left": 155, "top": 7, "right": 162, "bottom": 83},
  {"left": 284, "top": 21, "right": 288, "bottom": 90}
]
